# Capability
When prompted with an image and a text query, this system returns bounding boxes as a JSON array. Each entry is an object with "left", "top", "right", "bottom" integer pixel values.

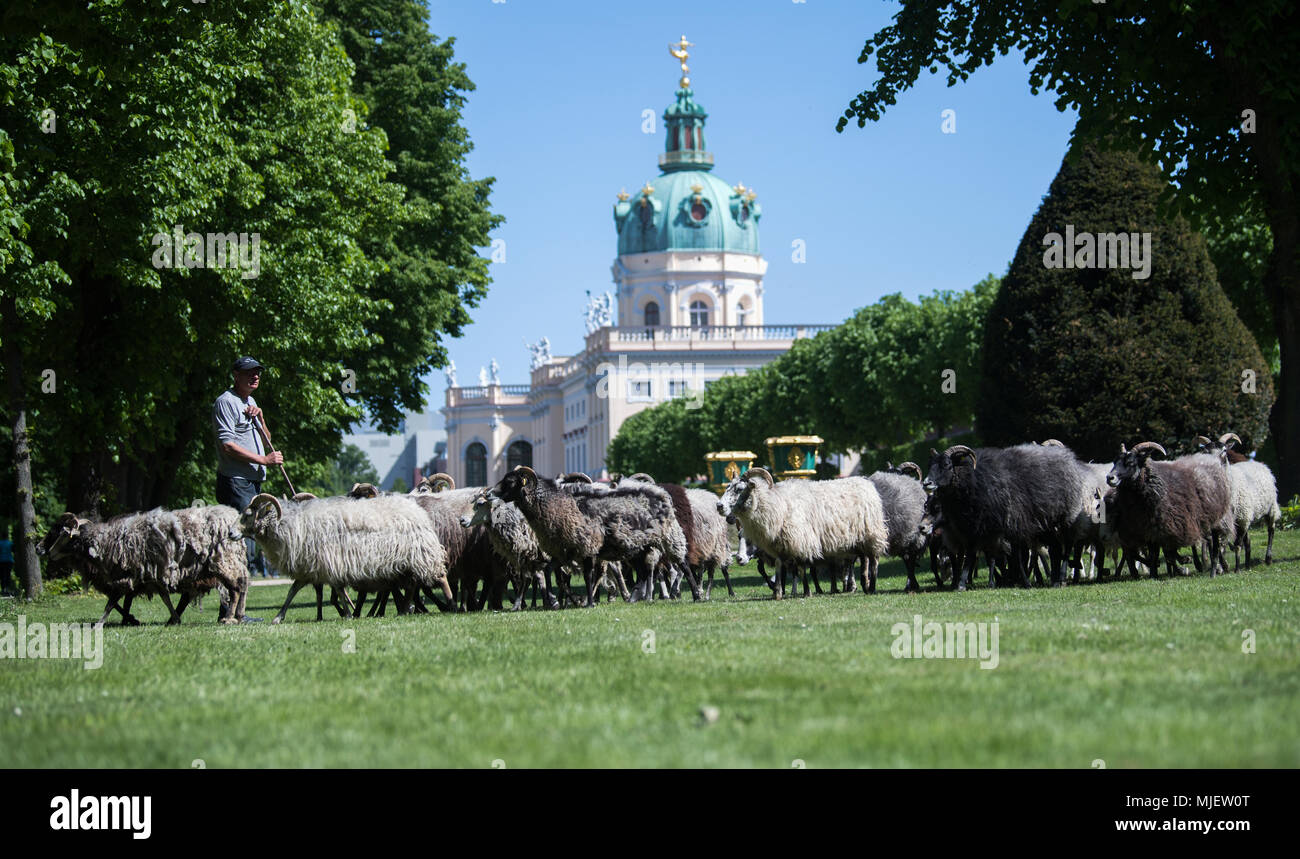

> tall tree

[
  {"left": 837, "top": 0, "right": 1300, "bottom": 495},
  {"left": 976, "top": 139, "right": 1273, "bottom": 458},
  {"left": 317, "top": 0, "right": 503, "bottom": 432}
]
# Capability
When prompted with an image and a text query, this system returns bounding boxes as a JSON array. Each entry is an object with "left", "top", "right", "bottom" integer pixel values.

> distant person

[
  {"left": 0, "top": 526, "right": 14, "bottom": 597},
  {"left": 213, "top": 357, "right": 285, "bottom": 620}
]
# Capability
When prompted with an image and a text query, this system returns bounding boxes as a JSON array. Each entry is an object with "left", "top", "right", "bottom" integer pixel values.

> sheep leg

[
  {"left": 1049, "top": 541, "right": 1066, "bottom": 587},
  {"left": 438, "top": 576, "right": 455, "bottom": 606},
  {"left": 903, "top": 554, "right": 920, "bottom": 593},
  {"left": 1264, "top": 520, "right": 1275, "bottom": 565},
  {"left": 954, "top": 550, "right": 976, "bottom": 592},
  {"left": 809, "top": 564, "right": 823, "bottom": 595},
  {"left": 95, "top": 597, "right": 123, "bottom": 628},
  {"left": 867, "top": 556, "right": 878, "bottom": 594},
  {"left": 314, "top": 584, "right": 325, "bottom": 622},
  {"left": 353, "top": 589, "right": 370, "bottom": 618},
  {"left": 368, "top": 588, "right": 388, "bottom": 617},
  {"left": 273, "top": 580, "right": 310, "bottom": 624},
  {"left": 333, "top": 587, "right": 356, "bottom": 618},
  {"left": 683, "top": 563, "right": 703, "bottom": 601},
  {"left": 581, "top": 558, "right": 597, "bottom": 608},
  {"left": 536, "top": 568, "right": 560, "bottom": 609},
  {"left": 1209, "top": 531, "right": 1221, "bottom": 578},
  {"left": 172, "top": 593, "right": 194, "bottom": 622},
  {"left": 159, "top": 591, "right": 182, "bottom": 625}
]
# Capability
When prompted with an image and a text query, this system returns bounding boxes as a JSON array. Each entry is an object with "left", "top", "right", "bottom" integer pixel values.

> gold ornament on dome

[
  {"left": 616, "top": 188, "right": 630, "bottom": 202},
  {"left": 669, "top": 35, "right": 694, "bottom": 88},
  {"left": 724, "top": 461, "right": 740, "bottom": 480},
  {"left": 787, "top": 446, "right": 804, "bottom": 469}
]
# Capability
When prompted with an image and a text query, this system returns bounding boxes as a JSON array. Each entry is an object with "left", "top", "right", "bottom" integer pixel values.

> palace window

[
  {"left": 690, "top": 299, "right": 709, "bottom": 327},
  {"left": 507, "top": 440, "right": 532, "bottom": 471},
  {"left": 466, "top": 442, "right": 487, "bottom": 487},
  {"left": 644, "top": 301, "right": 660, "bottom": 326}
]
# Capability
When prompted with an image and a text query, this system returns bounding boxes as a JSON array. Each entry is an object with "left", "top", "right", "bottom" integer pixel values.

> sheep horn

[
  {"left": 349, "top": 482, "right": 380, "bottom": 499},
  {"left": 899, "top": 462, "right": 923, "bottom": 481},
  {"left": 566, "top": 472, "right": 594, "bottom": 484},
  {"left": 1194, "top": 435, "right": 1212, "bottom": 448},
  {"left": 428, "top": 473, "right": 455, "bottom": 492},
  {"left": 515, "top": 466, "right": 537, "bottom": 487},
  {"left": 628, "top": 472, "right": 654, "bottom": 483},
  {"left": 1218, "top": 432, "right": 1241, "bottom": 449},
  {"left": 1132, "top": 441, "right": 1167, "bottom": 459},
  {"left": 1040, "top": 438, "right": 1065, "bottom": 447},
  {"left": 249, "top": 493, "right": 283, "bottom": 520},
  {"left": 945, "top": 445, "right": 977, "bottom": 468},
  {"left": 746, "top": 467, "right": 774, "bottom": 486},
  {"left": 291, "top": 492, "right": 318, "bottom": 502}
]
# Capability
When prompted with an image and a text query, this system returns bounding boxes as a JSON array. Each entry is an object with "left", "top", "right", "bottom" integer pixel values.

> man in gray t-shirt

[{"left": 213, "top": 357, "right": 285, "bottom": 606}]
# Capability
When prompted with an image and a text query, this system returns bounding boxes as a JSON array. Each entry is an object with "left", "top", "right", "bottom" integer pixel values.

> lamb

[
  {"left": 239, "top": 493, "right": 451, "bottom": 623},
  {"left": 487, "top": 466, "right": 686, "bottom": 608},
  {"left": 922, "top": 443, "right": 1085, "bottom": 590},
  {"left": 37, "top": 507, "right": 247, "bottom": 626},
  {"left": 1105, "top": 441, "right": 1231, "bottom": 577},
  {"left": 717, "top": 467, "right": 888, "bottom": 598},
  {"left": 866, "top": 467, "right": 928, "bottom": 593},
  {"left": 1197, "top": 433, "right": 1281, "bottom": 571}
]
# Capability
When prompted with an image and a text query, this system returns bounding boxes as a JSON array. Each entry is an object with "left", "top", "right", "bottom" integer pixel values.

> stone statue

[
  {"left": 585, "top": 290, "right": 615, "bottom": 333},
  {"left": 524, "top": 336, "right": 552, "bottom": 371},
  {"left": 489, "top": 358, "right": 500, "bottom": 386},
  {"left": 478, "top": 365, "right": 488, "bottom": 387},
  {"left": 444, "top": 359, "right": 457, "bottom": 388}
]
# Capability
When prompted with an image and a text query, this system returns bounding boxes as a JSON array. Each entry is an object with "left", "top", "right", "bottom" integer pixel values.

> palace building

[{"left": 439, "top": 38, "right": 834, "bottom": 487}]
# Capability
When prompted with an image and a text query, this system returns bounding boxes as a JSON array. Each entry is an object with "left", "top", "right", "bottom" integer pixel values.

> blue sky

[{"left": 412, "top": 0, "right": 1078, "bottom": 425}]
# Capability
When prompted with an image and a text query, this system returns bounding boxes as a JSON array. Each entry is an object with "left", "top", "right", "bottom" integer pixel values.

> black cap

[{"left": 231, "top": 356, "right": 265, "bottom": 372}]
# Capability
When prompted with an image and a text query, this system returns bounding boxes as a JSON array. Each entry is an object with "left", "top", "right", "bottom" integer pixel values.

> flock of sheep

[{"left": 35, "top": 432, "right": 1283, "bottom": 626}]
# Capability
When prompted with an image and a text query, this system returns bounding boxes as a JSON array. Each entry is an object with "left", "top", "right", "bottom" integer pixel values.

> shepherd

[{"left": 212, "top": 356, "right": 286, "bottom": 619}]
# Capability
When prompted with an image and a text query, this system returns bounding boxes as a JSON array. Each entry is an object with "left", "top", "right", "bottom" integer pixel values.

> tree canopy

[
  {"left": 976, "top": 138, "right": 1273, "bottom": 458},
  {"left": 606, "top": 278, "right": 997, "bottom": 482},
  {"left": 837, "top": 0, "right": 1300, "bottom": 495},
  {"left": 0, "top": 0, "right": 498, "bottom": 590}
]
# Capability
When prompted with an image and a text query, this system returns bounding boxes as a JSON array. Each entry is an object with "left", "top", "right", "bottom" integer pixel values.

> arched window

[
  {"left": 507, "top": 440, "right": 532, "bottom": 471},
  {"left": 466, "top": 442, "right": 487, "bottom": 487},
  {"left": 690, "top": 299, "right": 709, "bottom": 328},
  {"left": 644, "top": 301, "right": 660, "bottom": 327},
  {"left": 639, "top": 201, "right": 653, "bottom": 228}
]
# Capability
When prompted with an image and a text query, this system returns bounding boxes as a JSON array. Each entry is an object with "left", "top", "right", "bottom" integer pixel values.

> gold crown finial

[
  {"left": 616, "top": 188, "right": 630, "bottom": 202},
  {"left": 669, "top": 35, "right": 694, "bottom": 88}
]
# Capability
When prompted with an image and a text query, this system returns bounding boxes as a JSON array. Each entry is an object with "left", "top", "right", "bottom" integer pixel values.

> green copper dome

[{"left": 614, "top": 87, "right": 762, "bottom": 255}]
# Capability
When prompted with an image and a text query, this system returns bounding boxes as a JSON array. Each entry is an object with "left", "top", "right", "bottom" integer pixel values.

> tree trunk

[{"left": 2, "top": 295, "right": 42, "bottom": 598}]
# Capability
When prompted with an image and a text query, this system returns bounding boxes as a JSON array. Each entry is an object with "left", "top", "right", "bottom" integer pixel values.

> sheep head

[
  {"left": 240, "top": 492, "right": 283, "bottom": 536},
  {"left": 348, "top": 483, "right": 380, "bottom": 499},
  {"left": 717, "top": 467, "right": 772, "bottom": 523},
  {"left": 897, "top": 461, "right": 923, "bottom": 482},
  {"left": 1106, "top": 441, "right": 1165, "bottom": 487},
  {"left": 924, "top": 445, "right": 976, "bottom": 492},
  {"left": 461, "top": 492, "right": 494, "bottom": 529},
  {"left": 36, "top": 512, "right": 89, "bottom": 561},
  {"left": 491, "top": 465, "right": 540, "bottom": 507}
]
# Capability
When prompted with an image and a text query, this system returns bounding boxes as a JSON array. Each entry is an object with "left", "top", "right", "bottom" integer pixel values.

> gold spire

[
  {"left": 744, "top": 189, "right": 757, "bottom": 202},
  {"left": 641, "top": 181, "right": 655, "bottom": 197},
  {"left": 732, "top": 182, "right": 747, "bottom": 196},
  {"left": 669, "top": 35, "right": 694, "bottom": 88},
  {"left": 616, "top": 188, "right": 630, "bottom": 202}
]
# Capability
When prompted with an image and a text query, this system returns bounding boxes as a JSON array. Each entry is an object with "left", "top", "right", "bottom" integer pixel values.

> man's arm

[
  {"left": 221, "top": 440, "right": 281, "bottom": 467},
  {"left": 215, "top": 397, "right": 282, "bottom": 466}
]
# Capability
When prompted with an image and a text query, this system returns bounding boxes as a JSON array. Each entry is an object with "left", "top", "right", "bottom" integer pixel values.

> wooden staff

[{"left": 251, "top": 415, "right": 296, "bottom": 496}]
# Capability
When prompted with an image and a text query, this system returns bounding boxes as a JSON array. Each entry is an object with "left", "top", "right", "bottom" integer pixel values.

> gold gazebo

[
  {"left": 704, "top": 450, "right": 758, "bottom": 493},
  {"left": 764, "top": 435, "right": 823, "bottom": 480}
]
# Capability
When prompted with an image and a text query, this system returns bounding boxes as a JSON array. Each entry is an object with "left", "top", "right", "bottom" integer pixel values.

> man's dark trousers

[{"left": 217, "top": 474, "right": 263, "bottom": 612}]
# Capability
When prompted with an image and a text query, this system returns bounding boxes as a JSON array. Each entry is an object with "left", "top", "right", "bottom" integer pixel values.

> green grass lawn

[{"left": 2, "top": 529, "right": 1298, "bottom": 768}]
